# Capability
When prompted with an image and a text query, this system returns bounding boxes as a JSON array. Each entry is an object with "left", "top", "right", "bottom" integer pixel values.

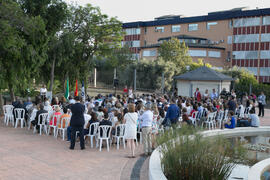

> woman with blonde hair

[{"left": 123, "top": 103, "right": 138, "bottom": 158}]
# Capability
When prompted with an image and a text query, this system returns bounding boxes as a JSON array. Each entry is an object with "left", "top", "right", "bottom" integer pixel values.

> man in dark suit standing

[{"left": 70, "top": 96, "right": 85, "bottom": 150}]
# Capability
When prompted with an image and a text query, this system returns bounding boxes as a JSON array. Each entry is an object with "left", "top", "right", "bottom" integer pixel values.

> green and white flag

[{"left": 65, "top": 78, "right": 69, "bottom": 100}]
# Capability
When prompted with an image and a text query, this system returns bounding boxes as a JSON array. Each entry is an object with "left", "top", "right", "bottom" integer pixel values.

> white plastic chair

[
  {"left": 190, "top": 111, "right": 198, "bottom": 126},
  {"left": 85, "top": 122, "right": 99, "bottom": 148},
  {"left": 56, "top": 116, "right": 70, "bottom": 140},
  {"left": 202, "top": 112, "right": 215, "bottom": 130},
  {"left": 136, "top": 126, "right": 142, "bottom": 146},
  {"left": 48, "top": 114, "right": 61, "bottom": 137},
  {"left": 14, "top": 108, "right": 26, "bottom": 128},
  {"left": 3, "top": 105, "right": 14, "bottom": 126},
  {"left": 28, "top": 108, "right": 38, "bottom": 130},
  {"left": 224, "top": 110, "right": 229, "bottom": 122},
  {"left": 112, "top": 124, "right": 126, "bottom": 150},
  {"left": 216, "top": 110, "right": 224, "bottom": 129},
  {"left": 97, "top": 125, "right": 112, "bottom": 152},
  {"left": 34, "top": 113, "right": 49, "bottom": 135}
]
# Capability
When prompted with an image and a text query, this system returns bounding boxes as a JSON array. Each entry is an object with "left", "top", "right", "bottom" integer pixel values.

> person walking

[
  {"left": 258, "top": 91, "right": 266, "bottom": 117},
  {"left": 70, "top": 96, "right": 85, "bottom": 150},
  {"left": 123, "top": 103, "right": 138, "bottom": 158},
  {"left": 141, "top": 103, "right": 153, "bottom": 156}
]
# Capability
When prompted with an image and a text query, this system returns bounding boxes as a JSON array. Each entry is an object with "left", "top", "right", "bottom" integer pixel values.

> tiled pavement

[
  {"left": 0, "top": 108, "right": 268, "bottom": 180},
  {"left": 0, "top": 121, "right": 148, "bottom": 180}
]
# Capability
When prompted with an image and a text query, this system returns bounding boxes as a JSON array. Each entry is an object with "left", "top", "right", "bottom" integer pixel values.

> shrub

[{"left": 157, "top": 126, "right": 247, "bottom": 180}]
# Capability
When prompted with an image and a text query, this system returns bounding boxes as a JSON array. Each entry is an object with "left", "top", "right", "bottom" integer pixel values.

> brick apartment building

[{"left": 122, "top": 7, "right": 270, "bottom": 83}]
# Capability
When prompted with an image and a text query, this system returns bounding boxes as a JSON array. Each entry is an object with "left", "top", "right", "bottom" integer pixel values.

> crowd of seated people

[{"left": 2, "top": 87, "right": 265, "bottom": 155}]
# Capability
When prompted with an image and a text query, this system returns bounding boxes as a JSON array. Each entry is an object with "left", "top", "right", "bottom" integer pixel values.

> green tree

[
  {"left": 17, "top": 0, "right": 69, "bottom": 91},
  {"left": 0, "top": 0, "right": 48, "bottom": 100},
  {"left": 158, "top": 38, "right": 192, "bottom": 72},
  {"left": 189, "top": 58, "right": 212, "bottom": 71}
]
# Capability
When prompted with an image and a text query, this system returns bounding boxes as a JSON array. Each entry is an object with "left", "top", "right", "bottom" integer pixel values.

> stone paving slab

[{"left": 0, "top": 123, "right": 144, "bottom": 180}]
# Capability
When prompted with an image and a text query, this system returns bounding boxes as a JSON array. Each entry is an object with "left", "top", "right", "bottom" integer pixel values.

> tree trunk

[
  {"left": 0, "top": 93, "right": 3, "bottom": 115},
  {"left": 49, "top": 55, "right": 56, "bottom": 92},
  {"left": 8, "top": 82, "right": 15, "bottom": 102}
]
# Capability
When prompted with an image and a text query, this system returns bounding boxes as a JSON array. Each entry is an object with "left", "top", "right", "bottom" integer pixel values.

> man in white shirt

[
  {"left": 40, "top": 85, "right": 47, "bottom": 101},
  {"left": 141, "top": 103, "right": 153, "bottom": 156}
]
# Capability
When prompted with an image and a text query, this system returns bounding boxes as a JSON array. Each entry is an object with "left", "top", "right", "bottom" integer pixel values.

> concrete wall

[{"left": 176, "top": 80, "right": 231, "bottom": 97}]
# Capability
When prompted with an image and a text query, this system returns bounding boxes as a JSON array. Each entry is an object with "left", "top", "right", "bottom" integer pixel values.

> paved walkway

[
  {"left": 0, "top": 108, "right": 268, "bottom": 180},
  {"left": 0, "top": 122, "right": 148, "bottom": 180}
]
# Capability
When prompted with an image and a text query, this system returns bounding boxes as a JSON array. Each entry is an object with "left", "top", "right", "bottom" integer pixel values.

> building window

[
  {"left": 227, "top": 36, "right": 232, "bottom": 44},
  {"left": 263, "top": 16, "right": 270, "bottom": 25},
  {"left": 207, "top": 22, "right": 217, "bottom": 30},
  {"left": 144, "top": 27, "right": 147, "bottom": 34},
  {"left": 184, "top": 39, "right": 196, "bottom": 44},
  {"left": 188, "top": 24, "right": 198, "bottom": 31},
  {"left": 233, "top": 17, "right": 260, "bottom": 27},
  {"left": 208, "top": 51, "right": 221, "bottom": 58},
  {"left": 123, "top": 40, "right": 140, "bottom": 47},
  {"left": 188, "top": 50, "right": 206, "bottom": 57},
  {"left": 143, "top": 50, "right": 157, "bottom": 57},
  {"left": 155, "top": 26, "right": 164, "bottom": 32},
  {"left": 144, "top": 40, "right": 147, "bottom": 46},
  {"left": 172, "top": 25, "right": 180, "bottom": 32},
  {"left": 229, "top": 20, "right": 233, "bottom": 28},
  {"left": 132, "top": 53, "right": 140, "bottom": 60},
  {"left": 125, "top": 28, "right": 141, "bottom": 35}
]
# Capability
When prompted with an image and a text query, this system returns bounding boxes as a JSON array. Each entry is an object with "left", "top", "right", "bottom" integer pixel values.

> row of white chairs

[
  {"left": 3, "top": 105, "right": 26, "bottom": 128},
  {"left": 189, "top": 110, "right": 229, "bottom": 130}
]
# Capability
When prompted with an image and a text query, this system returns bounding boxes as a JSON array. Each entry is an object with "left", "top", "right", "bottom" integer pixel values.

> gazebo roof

[{"left": 174, "top": 66, "right": 233, "bottom": 81}]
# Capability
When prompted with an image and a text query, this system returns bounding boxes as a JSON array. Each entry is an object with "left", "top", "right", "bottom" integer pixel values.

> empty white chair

[
  {"left": 202, "top": 112, "right": 215, "bottom": 130},
  {"left": 34, "top": 113, "right": 49, "bottom": 135},
  {"left": 85, "top": 122, "right": 99, "bottom": 148},
  {"left": 223, "top": 110, "right": 229, "bottom": 122},
  {"left": 97, "top": 125, "right": 112, "bottom": 152},
  {"left": 216, "top": 110, "right": 224, "bottom": 129},
  {"left": 56, "top": 116, "right": 70, "bottom": 140},
  {"left": 3, "top": 105, "right": 14, "bottom": 126},
  {"left": 48, "top": 114, "right": 61, "bottom": 137},
  {"left": 112, "top": 124, "right": 126, "bottom": 150},
  {"left": 14, "top": 108, "right": 26, "bottom": 128},
  {"left": 28, "top": 108, "right": 38, "bottom": 130}
]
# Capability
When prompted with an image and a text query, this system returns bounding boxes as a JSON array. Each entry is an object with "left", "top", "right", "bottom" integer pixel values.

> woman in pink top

[{"left": 48, "top": 106, "right": 61, "bottom": 135}]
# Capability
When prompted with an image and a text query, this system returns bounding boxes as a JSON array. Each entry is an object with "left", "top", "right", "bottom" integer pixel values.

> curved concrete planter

[{"left": 149, "top": 126, "right": 270, "bottom": 180}]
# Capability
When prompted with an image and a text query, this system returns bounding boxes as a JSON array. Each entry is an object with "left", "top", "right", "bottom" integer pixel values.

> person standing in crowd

[
  {"left": 128, "top": 87, "right": 133, "bottom": 99},
  {"left": 203, "top": 89, "right": 209, "bottom": 99},
  {"left": 123, "top": 85, "right": 128, "bottom": 95},
  {"left": 210, "top": 89, "right": 218, "bottom": 100},
  {"left": 69, "top": 96, "right": 85, "bottom": 150},
  {"left": 164, "top": 99, "right": 180, "bottom": 126},
  {"left": 227, "top": 96, "right": 236, "bottom": 112},
  {"left": 40, "top": 85, "right": 47, "bottom": 102},
  {"left": 141, "top": 103, "right": 153, "bottom": 156},
  {"left": 194, "top": 88, "right": 201, "bottom": 102},
  {"left": 258, "top": 91, "right": 266, "bottom": 117},
  {"left": 123, "top": 103, "right": 138, "bottom": 158}
]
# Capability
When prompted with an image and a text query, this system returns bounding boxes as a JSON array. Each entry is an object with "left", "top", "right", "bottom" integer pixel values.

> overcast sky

[{"left": 65, "top": 0, "right": 270, "bottom": 22}]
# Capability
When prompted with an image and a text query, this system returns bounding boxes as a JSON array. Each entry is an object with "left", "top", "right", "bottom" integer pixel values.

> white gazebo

[{"left": 174, "top": 66, "right": 233, "bottom": 97}]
